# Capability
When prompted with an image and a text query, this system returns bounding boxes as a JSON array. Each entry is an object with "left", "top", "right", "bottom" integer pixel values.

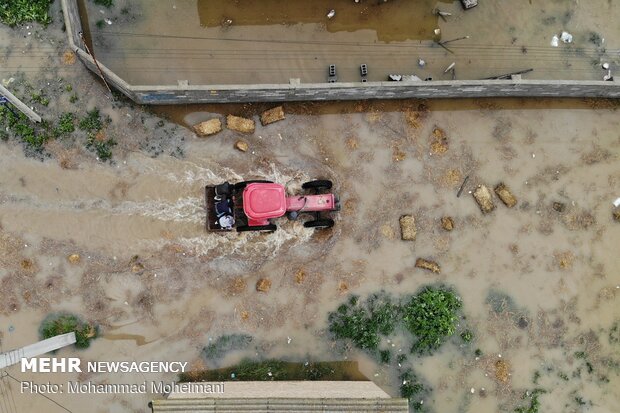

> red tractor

[{"left": 205, "top": 180, "right": 339, "bottom": 232}]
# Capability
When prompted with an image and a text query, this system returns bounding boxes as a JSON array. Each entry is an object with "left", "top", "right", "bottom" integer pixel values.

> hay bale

[
  {"left": 399, "top": 215, "right": 417, "bottom": 241},
  {"left": 234, "top": 140, "right": 249, "bottom": 152},
  {"left": 227, "top": 115, "right": 255, "bottom": 133},
  {"left": 473, "top": 185, "right": 495, "bottom": 214},
  {"left": 256, "top": 278, "right": 271, "bottom": 292},
  {"left": 260, "top": 106, "right": 285, "bottom": 125},
  {"left": 494, "top": 359, "right": 510, "bottom": 383},
  {"left": 67, "top": 254, "right": 80, "bottom": 264},
  {"left": 415, "top": 258, "right": 440, "bottom": 273},
  {"left": 441, "top": 217, "right": 454, "bottom": 231},
  {"left": 193, "top": 118, "right": 222, "bottom": 137},
  {"left": 494, "top": 183, "right": 517, "bottom": 208}
]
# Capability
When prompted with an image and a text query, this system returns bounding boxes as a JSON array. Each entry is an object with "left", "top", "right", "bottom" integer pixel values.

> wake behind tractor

[{"left": 205, "top": 179, "right": 339, "bottom": 232}]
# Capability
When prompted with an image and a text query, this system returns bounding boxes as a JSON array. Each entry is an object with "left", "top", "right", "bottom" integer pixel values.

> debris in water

[
  {"left": 260, "top": 106, "right": 285, "bottom": 125},
  {"left": 399, "top": 215, "right": 417, "bottom": 241},
  {"left": 457, "top": 175, "right": 470, "bottom": 197},
  {"left": 327, "top": 9, "right": 336, "bottom": 19},
  {"left": 444, "top": 62, "right": 456, "bottom": 73},
  {"left": 602, "top": 63, "right": 610, "bottom": 70},
  {"left": 473, "top": 185, "right": 496, "bottom": 213},
  {"left": 193, "top": 118, "right": 222, "bottom": 137},
  {"left": 550, "top": 35, "right": 559, "bottom": 47},
  {"left": 441, "top": 217, "right": 454, "bottom": 231},
  {"left": 560, "top": 31, "right": 573, "bottom": 43},
  {"left": 227, "top": 115, "right": 255, "bottom": 133},
  {"left": 552, "top": 202, "right": 566, "bottom": 213},
  {"left": 235, "top": 140, "right": 249, "bottom": 152},
  {"left": 418, "top": 58, "right": 426, "bottom": 67},
  {"left": 256, "top": 278, "right": 272, "bottom": 293},
  {"left": 430, "top": 127, "right": 449, "bottom": 154},
  {"left": 67, "top": 254, "right": 80, "bottom": 264},
  {"left": 494, "top": 183, "right": 517, "bottom": 208},
  {"left": 494, "top": 359, "right": 510, "bottom": 383},
  {"left": 415, "top": 258, "right": 441, "bottom": 273}
]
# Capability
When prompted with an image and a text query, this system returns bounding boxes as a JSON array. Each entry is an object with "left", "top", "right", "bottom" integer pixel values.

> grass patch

[
  {"left": 202, "top": 334, "right": 253, "bottom": 361},
  {"left": 515, "top": 389, "right": 546, "bottom": 413},
  {"left": 55, "top": 112, "right": 75, "bottom": 136},
  {"left": 402, "top": 287, "right": 462, "bottom": 354},
  {"left": 179, "top": 360, "right": 365, "bottom": 383},
  {"left": 79, "top": 108, "right": 103, "bottom": 133},
  {"left": 0, "top": 0, "right": 53, "bottom": 27},
  {"left": 39, "top": 312, "right": 98, "bottom": 349}
]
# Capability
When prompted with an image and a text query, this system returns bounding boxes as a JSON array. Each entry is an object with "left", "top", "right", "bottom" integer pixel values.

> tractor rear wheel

[
  {"left": 237, "top": 224, "right": 277, "bottom": 232},
  {"left": 304, "top": 218, "right": 334, "bottom": 229},
  {"left": 302, "top": 179, "right": 332, "bottom": 190}
]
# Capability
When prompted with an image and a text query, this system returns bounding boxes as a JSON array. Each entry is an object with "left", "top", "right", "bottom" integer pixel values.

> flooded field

[
  {"left": 85, "top": 0, "right": 620, "bottom": 84},
  {"left": 1, "top": 2, "right": 620, "bottom": 413}
]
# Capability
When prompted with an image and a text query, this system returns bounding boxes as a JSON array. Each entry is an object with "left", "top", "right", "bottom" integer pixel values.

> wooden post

[{"left": 0, "top": 84, "right": 42, "bottom": 123}]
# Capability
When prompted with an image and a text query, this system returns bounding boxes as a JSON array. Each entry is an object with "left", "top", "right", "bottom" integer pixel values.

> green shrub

[
  {"left": 328, "top": 292, "right": 399, "bottom": 352},
  {"left": 402, "top": 287, "right": 462, "bottom": 354},
  {"left": 40, "top": 313, "right": 98, "bottom": 349},
  {"left": 515, "top": 389, "right": 546, "bottom": 413},
  {"left": 0, "top": 0, "right": 53, "bottom": 27},
  {"left": 399, "top": 369, "right": 427, "bottom": 411}
]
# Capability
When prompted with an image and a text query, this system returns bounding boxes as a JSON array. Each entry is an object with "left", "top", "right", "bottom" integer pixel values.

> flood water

[
  {"left": 1, "top": 2, "right": 620, "bottom": 413},
  {"left": 1, "top": 94, "right": 619, "bottom": 412},
  {"left": 87, "top": 0, "right": 620, "bottom": 84}
]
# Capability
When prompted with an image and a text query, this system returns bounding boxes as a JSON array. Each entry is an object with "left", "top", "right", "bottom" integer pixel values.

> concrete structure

[
  {"left": 150, "top": 381, "right": 409, "bottom": 412},
  {"left": 61, "top": 0, "right": 619, "bottom": 104},
  {"left": 0, "top": 333, "right": 76, "bottom": 369}
]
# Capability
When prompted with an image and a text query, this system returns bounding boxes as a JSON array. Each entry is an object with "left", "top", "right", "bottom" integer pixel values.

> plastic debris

[
  {"left": 602, "top": 63, "right": 610, "bottom": 70},
  {"left": 327, "top": 9, "right": 336, "bottom": 19},
  {"left": 418, "top": 58, "right": 426, "bottom": 67},
  {"left": 444, "top": 62, "right": 456, "bottom": 73},
  {"left": 613, "top": 197, "right": 620, "bottom": 208},
  {"left": 560, "top": 31, "right": 573, "bottom": 43},
  {"left": 550, "top": 35, "right": 559, "bottom": 47}
]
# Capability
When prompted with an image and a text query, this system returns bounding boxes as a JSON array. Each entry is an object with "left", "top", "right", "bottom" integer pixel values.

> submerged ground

[{"left": 1, "top": 2, "right": 620, "bottom": 413}]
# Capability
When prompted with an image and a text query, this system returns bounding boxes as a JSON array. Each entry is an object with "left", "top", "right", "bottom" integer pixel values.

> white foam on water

[{"left": 111, "top": 196, "right": 204, "bottom": 224}]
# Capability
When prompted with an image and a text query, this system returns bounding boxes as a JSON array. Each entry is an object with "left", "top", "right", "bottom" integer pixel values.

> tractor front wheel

[
  {"left": 304, "top": 218, "right": 334, "bottom": 229},
  {"left": 302, "top": 179, "right": 332, "bottom": 190}
]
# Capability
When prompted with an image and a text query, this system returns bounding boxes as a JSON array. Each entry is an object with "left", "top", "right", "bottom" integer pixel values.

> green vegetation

[
  {"left": 328, "top": 292, "right": 399, "bottom": 352},
  {"left": 55, "top": 112, "right": 75, "bottom": 136},
  {"left": 609, "top": 320, "right": 620, "bottom": 345},
  {"left": 203, "top": 334, "right": 253, "bottom": 361},
  {"left": 86, "top": 135, "right": 117, "bottom": 161},
  {"left": 30, "top": 92, "right": 50, "bottom": 106},
  {"left": 79, "top": 108, "right": 104, "bottom": 133},
  {"left": 179, "top": 360, "right": 364, "bottom": 383},
  {"left": 93, "top": 0, "right": 114, "bottom": 8},
  {"left": 96, "top": 19, "right": 105, "bottom": 29},
  {"left": 515, "top": 389, "right": 546, "bottom": 413},
  {"left": 402, "top": 287, "right": 462, "bottom": 354},
  {"left": 399, "top": 369, "right": 427, "bottom": 411},
  {"left": 460, "top": 329, "right": 473, "bottom": 343},
  {"left": 40, "top": 313, "right": 98, "bottom": 349},
  {"left": 0, "top": 0, "right": 53, "bottom": 27}
]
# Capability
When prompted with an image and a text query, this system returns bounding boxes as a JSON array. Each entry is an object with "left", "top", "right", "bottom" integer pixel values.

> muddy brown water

[
  {"left": 1, "top": 96, "right": 619, "bottom": 412},
  {"left": 86, "top": 0, "right": 620, "bottom": 85}
]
